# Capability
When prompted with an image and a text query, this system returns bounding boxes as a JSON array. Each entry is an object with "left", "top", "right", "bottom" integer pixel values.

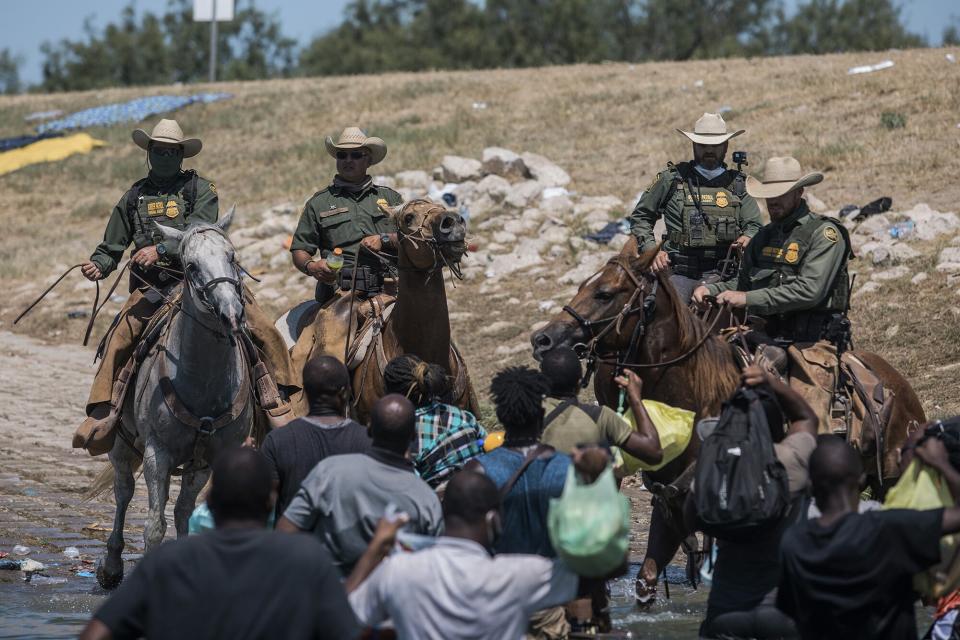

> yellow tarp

[
  {"left": 618, "top": 400, "right": 695, "bottom": 474},
  {"left": 0, "top": 133, "right": 105, "bottom": 176}
]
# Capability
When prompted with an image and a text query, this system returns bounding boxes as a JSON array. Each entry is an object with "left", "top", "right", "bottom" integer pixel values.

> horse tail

[{"left": 85, "top": 459, "right": 143, "bottom": 501}]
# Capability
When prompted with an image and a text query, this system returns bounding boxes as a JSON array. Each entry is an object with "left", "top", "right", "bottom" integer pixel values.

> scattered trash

[
  {"left": 83, "top": 523, "right": 111, "bottom": 533},
  {"left": 584, "top": 219, "right": 630, "bottom": 245},
  {"left": 889, "top": 220, "right": 916, "bottom": 240},
  {"left": 13, "top": 545, "right": 30, "bottom": 555},
  {"left": 471, "top": 102, "right": 487, "bottom": 110},
  {"left": 62, "top": 546, "right": 80, "bottom": 559},
  {"left": 0, "top": 133, "right": 107, "bottom": 177},
  {"left": 948, "top": 53, "right": 957, "bottom": 64},
  {"left": 538, "top": 300, "right": 557, "bottom": 313},
  {"left": 541, "top": 187, "right": 572, "bottom": 199},
  {"left": 19, "top": 559, "right": 45, "bottom": 573},
  {"left": 717, "top": 105, "right": 733, "bottom": 114},
  {"left": 37, "top": 93, "right": 233, "bottom": 134},
  {"left": 0, "top": 551, "right": 7, "bottom": 559},
  {"left": 75, "top": 571, "right": 96, "bottom": 578},
  {"left": 24, "top": 109, "right": 64, "bottom": 122},
  {"left": 22, "top": 487, "right": 37, "bottom": 496},
  {"left": 66, "top": 310, "right": 90, "bottom": 319},
  {"left": 848, "top": 60, "right": 895, "bottom": 75},
  {"left": 694, "top": 79, "right": 704, "bottom": 88},
  {"left": 29, "top": 575, "right": 68, "bottom": 585},
  {"left": 0, "top": 560, "right": 20, "bottom": 570}
]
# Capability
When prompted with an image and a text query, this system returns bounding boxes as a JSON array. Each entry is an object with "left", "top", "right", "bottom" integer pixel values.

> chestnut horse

[{"left": 531, "top": 237, "right": 925, "bottom": 603}]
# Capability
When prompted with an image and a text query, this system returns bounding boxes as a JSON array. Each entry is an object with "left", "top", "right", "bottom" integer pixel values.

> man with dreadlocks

[
  {"left": 466, "top": 366, "right": 609, "bottom": 638},
  {"left": 383, "top": 354, "right": 486, "bottom": 489}
]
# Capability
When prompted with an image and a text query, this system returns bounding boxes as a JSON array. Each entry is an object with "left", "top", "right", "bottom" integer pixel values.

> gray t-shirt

[{"left": 283, "top": 448, "right": 444, "bottom": 574}]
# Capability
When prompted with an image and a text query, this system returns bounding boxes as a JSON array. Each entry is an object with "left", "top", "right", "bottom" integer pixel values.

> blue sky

[{"left": 4, "top": 0, "right": 954, "bottom": 85}]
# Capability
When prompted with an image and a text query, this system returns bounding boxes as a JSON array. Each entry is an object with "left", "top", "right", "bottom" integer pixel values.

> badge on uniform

[
  {"left": 376, "top": 198, "right": 390, "bottom": 212},
  {"left": 165, "top": 201, "right": 180, "bottom": 218},
  {"left": 716, "top": 192, "right": 729, "bottom": 208},
  {"left": 209, "top": 183, "right": 217, "bottom": 195},
  {"left": 823, "top": 226, "right": 838, "bottom": 243},
  {"left": 784, "top": 242, "right": 801, "bottom": 264}
]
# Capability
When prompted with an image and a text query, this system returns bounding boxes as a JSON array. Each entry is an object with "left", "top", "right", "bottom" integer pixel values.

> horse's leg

[
  {"left": 142, "top": 441, "right": 173, "bottom": 551},
  {"left": 174, "top": 467, "right": 211, "bottom": 537},
  {"left": 636, "top": 500, "right": 686, "bottom": 605},
  {"left": 96, "top": 439, "right": 138, "bottom": 589}
]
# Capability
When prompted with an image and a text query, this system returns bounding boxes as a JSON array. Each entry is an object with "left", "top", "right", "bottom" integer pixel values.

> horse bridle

[
  {"left": 395, "top": 205, "right": 466, "bottom": 281},
  {"left": 182, "top": 229, "right": 245, "bottom": 339}
]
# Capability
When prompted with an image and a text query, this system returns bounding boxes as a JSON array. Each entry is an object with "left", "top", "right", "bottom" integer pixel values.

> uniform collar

[
  {"left": 146, "top": 170, "right": 186, "bottom": 192},
  {"left": 330, "top": 175, "right": 375, "bottom": 197}
]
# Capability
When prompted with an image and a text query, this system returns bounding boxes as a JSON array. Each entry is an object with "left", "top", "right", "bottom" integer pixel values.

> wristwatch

[
  {"left": 380, "top": 233, "right": 391, "bottom": 248},
  {"left": 156, "top": 243, "right": 167, "bottom": 257}
]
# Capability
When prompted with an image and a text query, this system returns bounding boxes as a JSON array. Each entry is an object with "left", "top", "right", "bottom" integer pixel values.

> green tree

[
  {"left": 40, "top": 0, "right": 295, "bottom": 92},
  {"left": 771, "top": 0, "right": 926, "bottom": 54},
  {"left": 0, "top": 48, "right": 22, "bottom": 95},
  {"left": 944, "top": 23, "right": 960, "bottom": 46}
]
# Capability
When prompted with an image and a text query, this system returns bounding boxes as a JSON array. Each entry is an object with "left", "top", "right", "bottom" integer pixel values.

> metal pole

[{"left": 208, "top": 0, "right": 218, "bottom": 83}]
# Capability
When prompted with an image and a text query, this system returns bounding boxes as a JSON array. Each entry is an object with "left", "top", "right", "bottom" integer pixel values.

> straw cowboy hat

[
  {"left": 132, "top": 119, "right": 202, "bottom": 158},
  {"left": 325, "top": 127, "right": 387, "bottom": 165},
  {"left": 677, "top": 112, "right": 744, "bottom": 145},
  {"left": 746, "top": 156, "right": 824, "bottom": 199}
]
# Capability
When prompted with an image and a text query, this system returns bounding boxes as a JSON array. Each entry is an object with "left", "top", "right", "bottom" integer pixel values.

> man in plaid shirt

[{"left": 384, "top": 354, "right": 486, "bottom": 488}]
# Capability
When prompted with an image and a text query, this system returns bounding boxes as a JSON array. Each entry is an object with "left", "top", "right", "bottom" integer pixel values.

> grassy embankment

[{"left": 1, "top": 47, "right": 958, "bottom": 416}]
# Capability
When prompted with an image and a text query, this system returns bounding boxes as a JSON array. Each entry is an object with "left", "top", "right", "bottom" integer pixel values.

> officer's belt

[
  {"left": 764, "top": 311, "right": 838, "bottom": 343},
  {"left": 666, "top": 245, "right": 727, "bottom": 279}
]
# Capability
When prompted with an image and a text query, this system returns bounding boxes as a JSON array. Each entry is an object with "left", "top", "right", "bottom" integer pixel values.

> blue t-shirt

[{"left": 475, "top": 447, "right": 571, "bottom": 557}]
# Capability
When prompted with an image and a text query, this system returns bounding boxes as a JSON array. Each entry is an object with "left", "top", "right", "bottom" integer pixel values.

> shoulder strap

[
  {"left": 575, "top": 402, "right": 604, "bottom": 422},
  {"left": 499, "top": 444, "right": 554, "bottom": 500},
  {"left": 663, "top": 162, "right": 687, "bottom": 203},
  {"left": 543, "top": 399, "right": 573, "bottom": 428},
  {"left": 183, "top": 170, "right": 198, "bottom": 216},
  {"left": 125, "top": 179, "right": 147, "bottom": 220}
]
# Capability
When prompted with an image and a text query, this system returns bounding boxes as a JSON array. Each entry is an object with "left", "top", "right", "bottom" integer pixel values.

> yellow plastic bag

[
  {"left": 884, "top": 459, "right": 960, "bottom": 598},
  {"left": 619, "top": 400, "right": 695, "bottom": 474}
]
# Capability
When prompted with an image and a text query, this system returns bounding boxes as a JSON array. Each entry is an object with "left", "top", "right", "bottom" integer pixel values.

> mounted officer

[
  {"left": 630, "top": 113, "right": 762, "bottom": 302},
  {"left": 693, "top": 156, "right": 854, "bottom": 429},
  {"left": 290, "top": 127, "right": 403, "bottom": 304},
  {"left": 73, "top": 119, "right": 298, "bottom": 456}
]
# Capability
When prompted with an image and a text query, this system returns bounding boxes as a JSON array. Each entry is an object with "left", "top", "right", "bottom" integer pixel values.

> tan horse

[
  {"left": 531, "top": 237, "right": 925, "bottom": 604},
  {"left": 281, "top": 199, "right": 478, "bottom": 422}
]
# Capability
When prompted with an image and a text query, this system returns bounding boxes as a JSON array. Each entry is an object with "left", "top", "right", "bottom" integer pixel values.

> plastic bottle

[
  {"left": 888, "top": 220, "right": 915, "bottom": 240},
  {"left": 62, "top": 546, "right": 80, "bottom": 559},
  {"left": 326, "top": 247, "right": 344, "bottom": 271}
]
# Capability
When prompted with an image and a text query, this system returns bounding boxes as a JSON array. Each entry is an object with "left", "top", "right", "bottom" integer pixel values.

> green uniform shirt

[
  {"left": 630, "top": 162, "right": 762, "bottom": 254},
  {"left": 290, "top": 182, "right": 402, "bottom": 270},
  {"left": 706, "top": 202, "right": 848, "bottom": 317},
  {"left": 89, "top": 171, "right": 219, "bottom": 276},
  {"left": 540, "top": 396, "right": 634, "bottom": 454}
]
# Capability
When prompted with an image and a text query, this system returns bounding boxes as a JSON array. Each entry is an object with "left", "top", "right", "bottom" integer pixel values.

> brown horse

[
  {"left": 531, "top": 237, "right": 925, "bottom": 603},
  {"left": 283, "top": 199, "right": 479, "bottom": 421}
]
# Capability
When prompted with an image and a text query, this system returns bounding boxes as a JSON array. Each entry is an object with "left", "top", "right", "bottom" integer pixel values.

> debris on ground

[{"left": 848, "top": 60, "right": 895, "bottom": 75}]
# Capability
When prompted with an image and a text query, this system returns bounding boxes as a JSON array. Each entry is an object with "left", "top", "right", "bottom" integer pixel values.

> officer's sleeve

[
  {"left": 738, "top": 194, "right": 763, "bottom": 238},
  {"left": 629, "top": 173, "right": 670, "bottom": 253},
  {"left": 745, "top": 224, "right": 846, "bottom": 315},
  {"left": 89, "top": 195, "right": 133, "bottom": 277},
  {"left": 160, "top": 179, "right": 220, "bottom": 259},
  {"left": 706, "top": 239, "right": 756, "bottom": 296},
  {"left": 289, "top": 200, "right": 320, "bottom": 255}
]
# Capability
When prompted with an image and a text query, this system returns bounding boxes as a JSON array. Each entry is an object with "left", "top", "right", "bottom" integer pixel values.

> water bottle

[
  {"left": 326, "top": 247, "right": 344, "bottom": 271},
  {"left": 888, "top": 221, "right": 915, "bottom": 240}
]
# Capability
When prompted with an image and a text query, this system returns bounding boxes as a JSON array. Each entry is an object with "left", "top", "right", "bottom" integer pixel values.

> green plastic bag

[
  {"left": 619, "top": 400, "right": 695, "bottom": 474},
  {"left": 884, "top": 459, "right": 960, "bottom": 598},
  {"left": 548, "top": 465, "right": 630, "bottom": 578}
]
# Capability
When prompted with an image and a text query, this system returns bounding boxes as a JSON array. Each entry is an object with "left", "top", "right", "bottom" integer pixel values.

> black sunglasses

[
  {"left": 150, "top": 146, "right": 181, "bottom": 157},
  {"left": 336, "top": 151, "right": 368, "bottom": 160}
]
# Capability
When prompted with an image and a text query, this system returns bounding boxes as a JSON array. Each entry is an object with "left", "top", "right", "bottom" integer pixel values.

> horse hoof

[
  {"left": 634, "top": 578, "right": 657, "bottom": 607},
  {"left": 96, "top": 558, "right": 123, "bottom": 590}
]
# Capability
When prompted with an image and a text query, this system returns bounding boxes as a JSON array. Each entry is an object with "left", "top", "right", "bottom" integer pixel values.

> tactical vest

[
  {"left": 124, "top": 171, "right": 199, "bottom": 290},
  {"left": 753, "top": 213, "right": 853, "bottom": 316},
  {"left": 665, "top": 162, "right": 746, "bottom": 250}
]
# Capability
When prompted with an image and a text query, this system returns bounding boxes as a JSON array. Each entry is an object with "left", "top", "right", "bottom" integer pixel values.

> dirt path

[{"left": 0, "top": 330, "right": 177, "bottom": 577}]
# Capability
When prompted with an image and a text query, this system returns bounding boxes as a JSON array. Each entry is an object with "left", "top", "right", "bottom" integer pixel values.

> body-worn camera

[{"left": 732, "top": 151, "right": 748, "bottom": 166}]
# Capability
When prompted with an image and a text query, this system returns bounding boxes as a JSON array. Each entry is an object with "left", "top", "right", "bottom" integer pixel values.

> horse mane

[
  {"left": 179, "top": 223, "right": 231, "bottom": 262},
  {"left": 655, "top": 270, "right": 741, "bottom": 416}
]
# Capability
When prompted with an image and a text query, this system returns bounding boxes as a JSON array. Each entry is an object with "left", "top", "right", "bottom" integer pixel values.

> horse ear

[
  {"left": 626, "top": 238, "right": 660, "bottom": 272},
  {"left": 154, "top": 223, "right": 184, "bottom": 243},
  {"left": 217, "top": 204, "right": 237, "bottom": 233}
]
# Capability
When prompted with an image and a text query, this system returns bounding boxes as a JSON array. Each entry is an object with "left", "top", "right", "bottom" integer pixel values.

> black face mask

[{"left": 148, "top": 148, "right": 183, "bottom": 179}]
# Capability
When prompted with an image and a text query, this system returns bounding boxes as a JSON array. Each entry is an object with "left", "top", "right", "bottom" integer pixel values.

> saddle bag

[{"left": 694, "top": 386, "right": 790, "bottom": 541}]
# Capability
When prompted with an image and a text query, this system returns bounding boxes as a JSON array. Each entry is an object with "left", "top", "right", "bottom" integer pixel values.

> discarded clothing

[
  {"left": 37, "top": 93, "right": 232, "bottom": 134},
  {"left": 583, "top": 218, "right": 630, "bottom": 244},
  {"left": 0, "top": 132, "right": 62, "bottom": 153},
  {"left": 0, "top": 133, "right": 105, "bottom": 176}
]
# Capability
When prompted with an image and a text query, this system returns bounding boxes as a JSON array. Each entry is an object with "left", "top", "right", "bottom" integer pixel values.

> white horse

[{"left": 97, "top": 211, "right": 255, "bottom": 588}]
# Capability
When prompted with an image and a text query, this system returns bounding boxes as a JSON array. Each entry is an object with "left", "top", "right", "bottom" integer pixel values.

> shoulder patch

[
  {"left": 208, "top": 182, "right": 217, "bottom": 195},
  {"left": 646, "top": 173, "right": 661, "bottom": 191},
  {"left": 376, "top": 198, "right": 391, "bottom": 212},
  {"left": 823, "top": 226, "right": 839, "bottom": 243}
]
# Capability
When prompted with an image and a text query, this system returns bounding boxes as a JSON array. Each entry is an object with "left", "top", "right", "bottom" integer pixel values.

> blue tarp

[
  {"left": 0, "top": 132, "right": 62, "bottom": 153},
  {"left": 37, "top": 93, "right": 232, "bottom": 134},
  {"left": 584, "top": 219, "right": 631, "bottom": 244}
]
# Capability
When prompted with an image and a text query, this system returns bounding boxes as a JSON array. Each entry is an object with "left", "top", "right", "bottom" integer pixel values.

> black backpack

[{"left": 694, "top": 386, "right": 790, "bottom": 541}]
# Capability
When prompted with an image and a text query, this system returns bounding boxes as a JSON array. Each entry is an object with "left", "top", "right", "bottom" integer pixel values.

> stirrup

[{"left": 252, "top": 362, "right": 281, "bottom": 410}]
